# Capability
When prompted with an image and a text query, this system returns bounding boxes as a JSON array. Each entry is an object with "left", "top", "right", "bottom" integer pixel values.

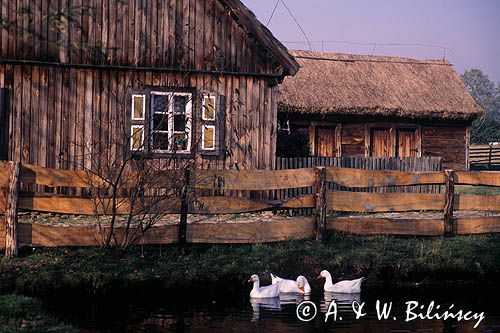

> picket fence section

[
  {"left": 469, "top": 144, "right": 500, "bottom": 170},
  {"left": 1, "top": 159, "right": 500, "bottom": 256}
]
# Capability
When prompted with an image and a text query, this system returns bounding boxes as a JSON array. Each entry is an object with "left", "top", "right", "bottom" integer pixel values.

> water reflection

[
  {"left": 42, "top": 287, "right": 500, "bottom": 332},
  {"left": 279, "top": 293, "right": 310, "bottom": 305},
  {"left": 249, "top": 297, "right": 281, "bottom": 322}
]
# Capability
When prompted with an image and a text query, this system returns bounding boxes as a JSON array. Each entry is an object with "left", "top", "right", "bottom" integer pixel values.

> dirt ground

[{"left": 18, "top": 209, "right": 500, "bottom": 227}]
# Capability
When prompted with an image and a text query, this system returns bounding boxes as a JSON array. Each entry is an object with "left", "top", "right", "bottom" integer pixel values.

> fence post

[
  {"left": 178, "top": 168, "right": 190, "bottom": 255},
  {"left": 444, "top": 169, "right": 455, "bottom": 236},
  {"left": 314, "top": 167, "right": 327, "bottom": 243},
  {"left": 4, "top": 161, "right": 20, "bottom": 259}
]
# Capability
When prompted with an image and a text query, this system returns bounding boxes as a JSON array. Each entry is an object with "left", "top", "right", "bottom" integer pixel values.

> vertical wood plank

[
  {"left": 444, "top": 169, "right": 455, "bottom": 236},
  {"left": 314, "top": 166, "right": 327, "bottom": 242},
  {"left": 4, "top": 161, "right": 20, "bottom": 259}
]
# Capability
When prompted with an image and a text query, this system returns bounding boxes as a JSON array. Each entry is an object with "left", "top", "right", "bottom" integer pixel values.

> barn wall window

[
  {"left": 200, "top": 93, "right": 223, "bottom": 155},
  {"left": 129, "top": 90, "right": 193, "bottom": 155},
  {"left": 202, "top": 125, "right": 216, "bottom": 150},
  {"left": 130, "top": 125, "right": 145, "bottom": 150},
  {"left": 202, "top": 95, "right": 216, "bottom": 120},
  {"left": 132, "top": 94, "right": 145, "bottom": 120}
]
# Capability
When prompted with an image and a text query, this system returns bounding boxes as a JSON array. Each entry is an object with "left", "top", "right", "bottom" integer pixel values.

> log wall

[{"left": 0, "top": 65, "right": 278, "bottom": 171}]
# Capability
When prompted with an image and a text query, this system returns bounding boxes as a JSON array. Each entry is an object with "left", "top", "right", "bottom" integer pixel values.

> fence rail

[
  {"left": 1, "top": 160, "right": 500, "bottom": 255},
  {"left": 469, "top": 144, "right": 500, "bottom": 170}
]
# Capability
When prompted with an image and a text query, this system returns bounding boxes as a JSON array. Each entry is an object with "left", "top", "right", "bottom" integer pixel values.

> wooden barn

[
  {"left": 0, "top": 0, "right": 299, "bottom": 171},
  {"left": 278, "top": 50, "right": 483, "bottom": 170}
]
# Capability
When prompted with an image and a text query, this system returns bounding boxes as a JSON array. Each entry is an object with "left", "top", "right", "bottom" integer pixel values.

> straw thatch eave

[{"left": 278, "top": 50, "right": 483, "bottom": 121}]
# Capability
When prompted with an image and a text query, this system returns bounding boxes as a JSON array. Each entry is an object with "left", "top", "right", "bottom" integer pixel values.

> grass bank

[
  {"left": 0, "top": 294, "right": 75, "bottom": 332},
  {"left": 1, "top": 232, "right": 499, "bottom": 297}
]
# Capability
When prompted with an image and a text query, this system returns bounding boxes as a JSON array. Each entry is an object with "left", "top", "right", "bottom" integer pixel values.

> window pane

[
  {"left": 173, "top": 95, "right": 187, "bottom": 114},
  {"left": 203, "top": 97, "right": 215, "bottom": 120},
  {"left": 153, "top": 132, "right": 169, "bottom": 151},
  {"left": 152, "top": 94, "right": 168, "bottom": 113},
  {"left": 203, "top": 126, "right": 215, "bottom": 150},
  {"left": 173, "top": 133, "right": 188, "bottom": 151},
  {"left": 131, "top": 127, "right": 143, "bottom": 150},
  {"left": 153, "top": 113, "right": 168, "bottom": 131},
  {"left": 133, "top": 95, "right": 144, "bottom": 119},
  {"left": 174, "top": 115, "right": 186, "bottom": 131}
]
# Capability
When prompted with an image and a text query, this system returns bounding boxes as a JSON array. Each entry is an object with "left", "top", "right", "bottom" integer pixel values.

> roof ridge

[
  {"left": 291, "top": 50, "right": 451, "bottom": 66},
  {"left": 294, "top": 55, "right": 452, "bottom": 66}
]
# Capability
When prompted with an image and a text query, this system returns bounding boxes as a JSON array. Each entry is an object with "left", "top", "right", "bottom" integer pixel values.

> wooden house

[
  {"left": 0, "top": 0, "right": 299, "bottom": 171},
  {"left": 278, "top": 50, "right": 483, "bottom": 170}
]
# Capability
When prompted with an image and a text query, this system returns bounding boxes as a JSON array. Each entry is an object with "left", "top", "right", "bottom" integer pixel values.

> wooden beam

[
  {"left": 443, "top": 170, "right": 455, "bottom": 235},
  {"left": 314, "top": 167, "right": 327, "bottom": 242},
  {"left": 20, "top": 163, "right": 93, "bottom": 188},
  {"left": 326, "top": 167, "right": 445, "bottom": 187},
  {"left": 4, "top": 161, "right": 20, "bottom": 259},
  {"left": 454, "top": 194, "right": 500, "bottom": 211},
  {"left": 193, "top": 168, "right": 316, "bottom": 190},
  {"left": 327, "top": 216, "right": 444, "bottom": 235},
  {"left": 0, "top": 217, "right": 316, "bottom": 248},
  {"left": 455, "top": 217, "right": 500, "bottom": 235},
  {"left": 455, "top": 171, "right": 500, "bottom": 186},
  {"left": 0, "top": 161, "right": 10, "bottom": 187},
  {"left": 326, "top": 191, "right": 445, "bottom": 212},
  {"left": 187, "top": 217, "right": 315, "bottom": 243},
  {"left": 18, "top": 193, "right": 182, "bottom": 215}
]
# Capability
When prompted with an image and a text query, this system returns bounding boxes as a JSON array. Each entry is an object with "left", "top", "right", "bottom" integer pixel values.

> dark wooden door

[
  {"left": 370, "top": 128, "right": 391, "bottom": 157},
  {"left": 397, "top": 129, "right": 418, "bottom": 157},
  {"left": 316, "top": 128, "right": 336, "bottom": 156}
]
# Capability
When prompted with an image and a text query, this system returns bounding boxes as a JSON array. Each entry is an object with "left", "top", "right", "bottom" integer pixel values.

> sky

[{"left": 244, "top": 0, "right": 500, "bottom": 83}]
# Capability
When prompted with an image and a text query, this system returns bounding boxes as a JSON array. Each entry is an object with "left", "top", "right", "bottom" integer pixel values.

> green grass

[
  {"left": 0, "top": 294, "right": 75, "bottom": 332},
  {"left": 1, "top": 232, "right": 499, "bottom": 296},
  {"left": 455, "top": 185, "right": 500, "bottom": 195}
]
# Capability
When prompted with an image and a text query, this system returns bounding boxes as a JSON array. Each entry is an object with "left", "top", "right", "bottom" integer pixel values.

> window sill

[{"left": 131, "top": 151, "right": 195, "bottom": 159}]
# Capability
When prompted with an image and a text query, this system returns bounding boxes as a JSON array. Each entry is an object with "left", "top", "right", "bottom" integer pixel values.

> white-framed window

[
  {"left": 150, "top": 91, "right": 192, "bottom": 154},
  {"left": 131, "top": 94, "right": 145, "bottom": 120},
  {"left": 130, "top": 125, "right": 145, "bottom": 150},
  {"left": 202, "top": 95, "right": 216, "bottom": 121},
  {"left": 202, "top": 125, "right": 216, "bottom": 150}
]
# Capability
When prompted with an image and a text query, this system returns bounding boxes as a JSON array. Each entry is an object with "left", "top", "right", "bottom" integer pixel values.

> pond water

[{"left": 43, "top": 285, "right": 500, "bottom": 332}]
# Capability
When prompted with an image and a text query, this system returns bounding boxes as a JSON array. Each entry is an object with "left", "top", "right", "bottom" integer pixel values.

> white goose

[
  {"left": 270, "top": 274, "right": 311, "bottom": 294},
  {"left": 248, "top": 274, "right": 280, "bottom": 298},
  {"left": 318, "top": 270, "right": 365, "bottom": 294}
]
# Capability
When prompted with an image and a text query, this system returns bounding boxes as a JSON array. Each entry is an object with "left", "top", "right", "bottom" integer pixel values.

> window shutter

[
  {"left": 217, "top": 94, "right": 227, "bottom": 157},
  {"left": 0, "top": 88, "right": 9, "bottom": 160},
  {"left": 200, "top": 93, "right": 226, "bottom": 156},
  {"left": 199, "top": 92, "right": 220, "bottom": 156},
  {"left": 130, "top": 94, "right": 146, "bottom": 151}
]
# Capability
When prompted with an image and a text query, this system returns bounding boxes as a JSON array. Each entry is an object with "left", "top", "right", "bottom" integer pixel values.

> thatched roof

[
  {"left": 278, "top": 50, "right": 483, "bottom": 120},
  {"left": 222, "top": 0, "right": 299, "bottom": 76}
]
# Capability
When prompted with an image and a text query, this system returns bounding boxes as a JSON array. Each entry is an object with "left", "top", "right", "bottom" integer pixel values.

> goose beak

[
  {"left": 247, "top": 277, "right": 253, "bottom": 283},
  {"left": 299, "top": 286, "right": 305, "bottom": 293},
  {"left": 316, "top": 274, "right": 322, "bottom": 280}
]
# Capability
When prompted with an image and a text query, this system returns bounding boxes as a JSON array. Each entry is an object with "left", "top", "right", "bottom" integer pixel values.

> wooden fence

[
  {"left": 469, "top": 144, "right": 500, "bottom": 170},
  {"left": 275, "top": 156, "right": 442, "bottom": 215},
  {"left": 1, "top": 160, "right": 500, "bottom": 257}
]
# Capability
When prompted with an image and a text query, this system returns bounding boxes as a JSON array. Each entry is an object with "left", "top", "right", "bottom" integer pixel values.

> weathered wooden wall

[
  {"left": 421, "top": 126, "right": 467, "bottom": 170},
  {"left": 0, "top": 0, "right": 287, "bottom": 171},
  {"left": 0, "top": 65, "right": 277, "bottom": 170},
  {"left": 0, "top": 0, "right": 282, "bottom": 74},
  {"left": 285, "top": 116, "right": 469, "bottom": 170}
]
